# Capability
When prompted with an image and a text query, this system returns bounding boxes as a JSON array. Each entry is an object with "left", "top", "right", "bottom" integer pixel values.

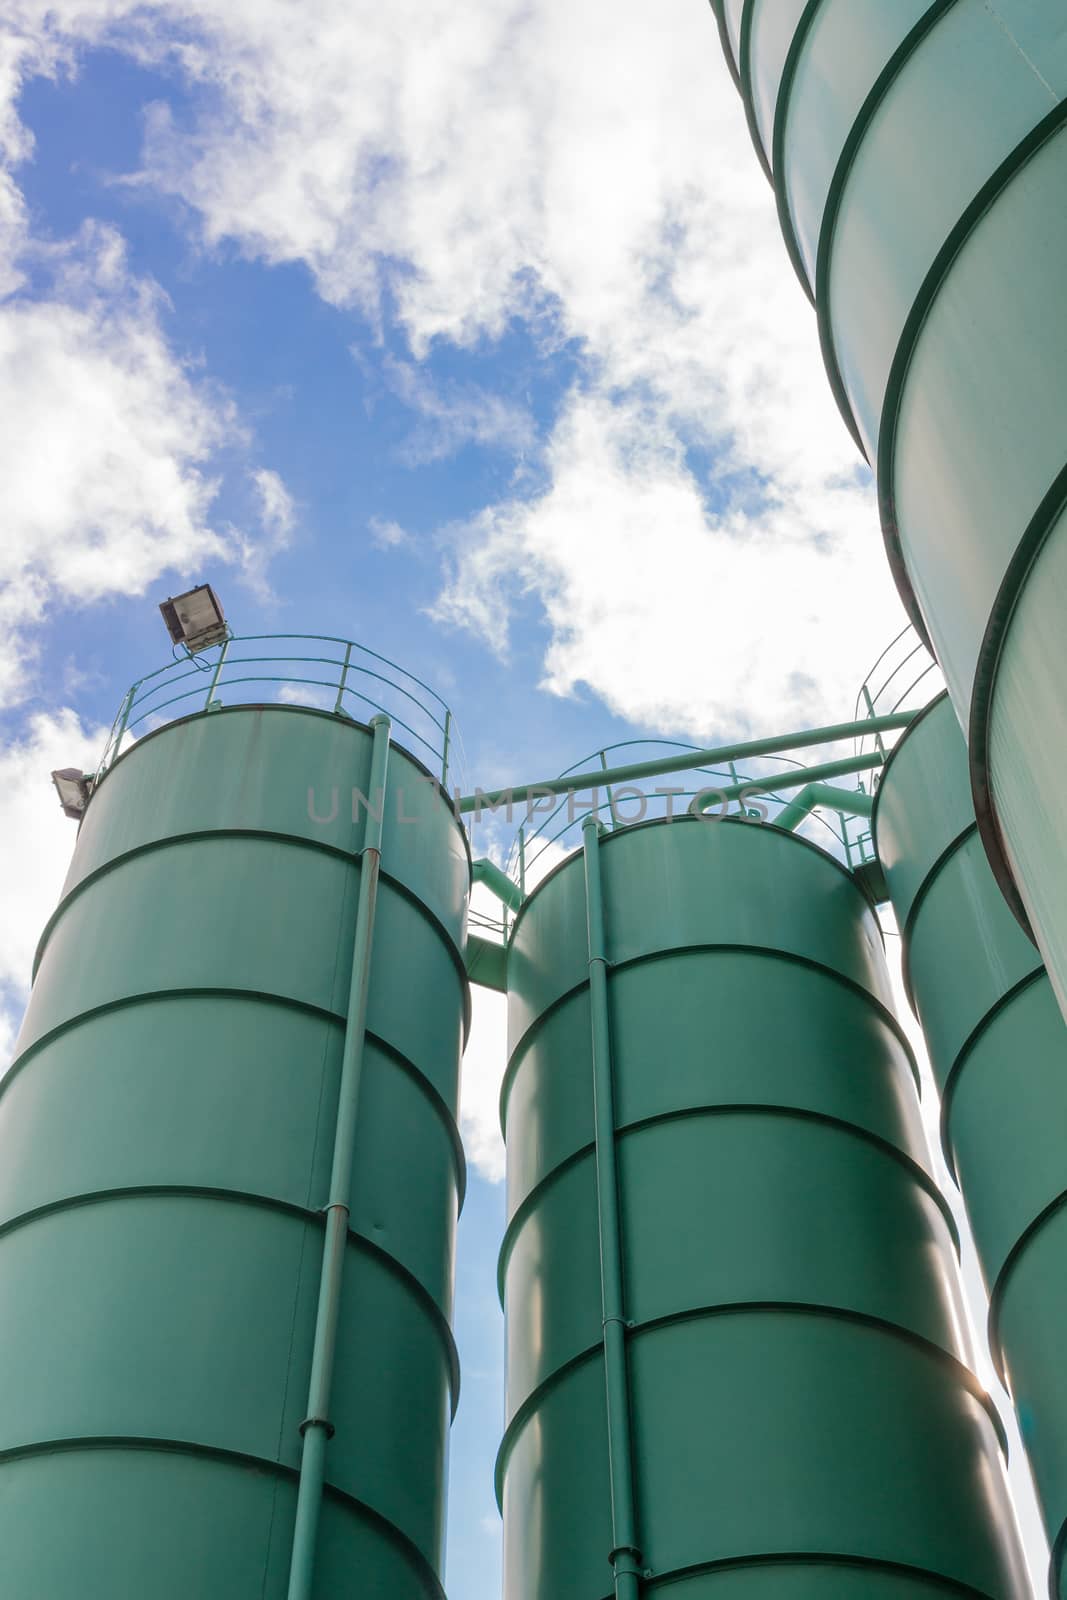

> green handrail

[
  {"left": 456, "top": 712, "right": 914, "bottom": 816},
  {"left": 93, "top": 633, "right": 461, "bottom": 790}
]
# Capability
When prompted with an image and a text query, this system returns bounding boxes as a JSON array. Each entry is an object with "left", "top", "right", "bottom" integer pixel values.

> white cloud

[
  {"left": 56, "top": 0, "right": 905, "bottom": 736},
  {"left": 126, "top": 0, "right": 539, "bottom": 339},
  {"left": 369, "top": 516, "right": 412, "bottom": 551},
  {"left": 0, "top": 169, "right": 26, "bottom": 295},
  {"left": 250, "top": 466, "right": 296, "bottom": 546},
  {"left": 435, "top": 390, "right": 898, "bottom": 737},
  {"left": 236, "top": 466, "right": 297, "bottom": 596},
  {"left": 460, "top": 983, "right": 508, "bottom": 1185},
  {"left": 0, "top": 215, "right": 299, "bottom": 703},
  {"left": 0, "top": 708, "right": 106, "bottom": 1047},
  {"left": 2, "top": 0, "right": 912, "bottom": 733},
  {"left": 0, "top": 223, "right": 237, "bottom": 699},
  {"left": 382, "top": 357, "right": 535, "bottom": 467},
  {"left": 276, "top": 682, "right": 333, "bottom": 710},
  {"left": 0, "top": 17, "right": 297, "bottom": 702}
]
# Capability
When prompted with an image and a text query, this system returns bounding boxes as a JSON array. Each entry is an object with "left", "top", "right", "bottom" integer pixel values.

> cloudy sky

[{"left": 0, "top": 0, "right": 1046, "bottom": 1593}]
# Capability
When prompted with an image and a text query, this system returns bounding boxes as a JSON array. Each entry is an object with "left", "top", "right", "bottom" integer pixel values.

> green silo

[
  {"left": 875, "top": 692, "right": 1067, "bottom": 1596},
  {"left": 499, "top": 813, "right": 1027, "bottom": 1599},
  {"left": 706, "top": 0, "right": 1067, "bottom": 1020},
  {"left": 1, "top": 703, "right": 468, "bottom": 1598}
]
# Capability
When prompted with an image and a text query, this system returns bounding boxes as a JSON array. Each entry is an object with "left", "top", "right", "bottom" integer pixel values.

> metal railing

[
  {"left": 854, "top": 624, "right": 943, "bottom": 760},
  {"left": 93, "top": 633, "right": 464, "bottom": 791},
  {"left": 497, "top": 737, "right": 878, "bottom": 896},
  {"left": 851, "top": 623, "right": 944, "bottom": 860},
  {"left": 468, "top": 635, "right": 944, "bottom": 937}
]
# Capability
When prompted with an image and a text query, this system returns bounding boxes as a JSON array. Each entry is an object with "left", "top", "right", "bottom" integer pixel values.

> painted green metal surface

[
  {"left": 987, "top": 501, "right": 1067, "bottom": 1021},
  {"left": 874, "top": 694, "right": 1067, "bottom": 1596},
  {"left": 707, "top": 0, "right": 741, "bottom": 87},
  {"left": 2, "top": 704, "right": 469, "bottom": 1598},
  {"left": 707, "top": 0, "right": 1067, "bottom": 1023},
  {"left": 780, "top": 0, "right": 931, "bottom": 295},
  {"left": 499, "top": 814, "right": 1027, "bottom": 1599},
  {"left": 465, "top": 932, "right": 508, "bottom": 993},
  {"left": 722, "top": 0, "right": 746, "bottom": 71},
  {"left": 825, "top": 0, "right": 1063, "bottom": 462},
  {"left": 745, "top": 0, "right": 810, "bottom": 170}
]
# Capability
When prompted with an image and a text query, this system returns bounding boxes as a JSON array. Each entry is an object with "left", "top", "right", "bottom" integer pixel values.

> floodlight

[
  {"left": 159, "top": 584, "right": 228, "bottom": 653},
  {"left": 51, "top": 768, "right": 92, "bottom": 820}
]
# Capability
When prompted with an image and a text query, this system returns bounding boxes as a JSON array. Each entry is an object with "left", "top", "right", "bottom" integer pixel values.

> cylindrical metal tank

[
  {"left": 706, "top": 1, "right": 1067, "bottom": 1019},
  {"left": 499, "top": 813, "right": 1027, "bottom": 1599},
  {"left": 0, "top": 704, "right": 469, "bottom": 1598},
  {"left": 875, "top": 692, "right": 1067, "bottom": 1597}
]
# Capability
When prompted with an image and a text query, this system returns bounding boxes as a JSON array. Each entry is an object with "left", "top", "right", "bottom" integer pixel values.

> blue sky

[{"left": 0, "top": 2, "right": 1047, "bottom": 1595}]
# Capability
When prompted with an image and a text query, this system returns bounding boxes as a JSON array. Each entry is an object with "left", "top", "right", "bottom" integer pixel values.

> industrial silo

[
  {"left": 875, "top": 692, "right": 1067, "bottom": 1597},
  {"left": 1, "top": 702, "right": 468, "bottom": 1598},
  {"left": 499, "top": 812, "right": 1027, "bottom": 1598},
  {"left": 706, "top": 1, "right": 1067, "bottom": 1020}
]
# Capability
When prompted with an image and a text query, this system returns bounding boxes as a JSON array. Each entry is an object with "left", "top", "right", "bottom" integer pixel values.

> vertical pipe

[
  {"left": 581, "top": 815, "right": 643, "bottom": 1600},
  {"left": 205, "top": 637, "right": 230, "bottom": 711},
  {"left": 287, "top": 714, "right": 392, "bottom": 1600},
  {"left": 441, "top": 709, "right": 452, "bottom": 787},
  {"left": 517, "top": 825, "right": 526, "bottom": 902},
  {"left": 333, "top": 642, "right": 352, "bottom": 716},
  {"left": 599, "top": 750, "right": 620, "bottom": 830}
]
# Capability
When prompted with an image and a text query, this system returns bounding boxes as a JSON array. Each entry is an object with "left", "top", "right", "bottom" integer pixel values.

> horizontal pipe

[
  {"left": 471, "top": 758, "right": 887, "bottom": 912},
  {"left": 456, "top": 713, "right": 913, "bottom": 815},
  {"left": 472, "top": 858, "right": 523, "bottom": 914},
  {"left": 774, "top": 783, "right": 875, "bottom": 834},
  {"left": 688, "top": 752, "right": 884, "bottom": 817}
]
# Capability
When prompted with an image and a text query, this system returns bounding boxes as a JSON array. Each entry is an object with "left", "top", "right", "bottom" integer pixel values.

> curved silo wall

[
  {"left": 499, "top": 813, "right": 1027, "bottom": 1599},
  {"left": 0, "top": 704, "right": 469, "bottom": 1599},
  {"left": 875, "top": 692, "right": 1067, "bottom": 1596},
  {"left": 707, "top": 0, "right": 1067, "bottom": 1020}
]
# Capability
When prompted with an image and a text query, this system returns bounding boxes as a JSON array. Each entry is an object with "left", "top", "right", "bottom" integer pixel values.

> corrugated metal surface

[
  {"left": 706, "top": 0, "right": 1067, "bottom": 1025},
  {"left": 875, "top": 692, "right": 1067, "bottom": 1597},
  {"left": 499, "top": 813, "right": 1027, "bottom": 1598},
  {"left": 0, "top": 704, "right": 469, "bottom": 1598}
]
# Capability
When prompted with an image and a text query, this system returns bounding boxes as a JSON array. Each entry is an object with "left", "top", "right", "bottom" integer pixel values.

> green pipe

[
  {"left": 472, "top": 857, "right": 523, "bottom": 914},
  {"left": 776, "top": 783, "right": 874, "bottom": 832},
  {"left": 472, "top": 757, "right": 886, "bottom": 913},
  {"left": 456, "top": 712, "right": 913, "bottom": 815},
  {"left": 287, "top": 713, "right": 392, "bottom": 1600},
  {"left": 688, "top": 752, "right": 884, "bottom": 817},
  {"left": 581, "top": 815, "right": 643, "bottom": 1600}
]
